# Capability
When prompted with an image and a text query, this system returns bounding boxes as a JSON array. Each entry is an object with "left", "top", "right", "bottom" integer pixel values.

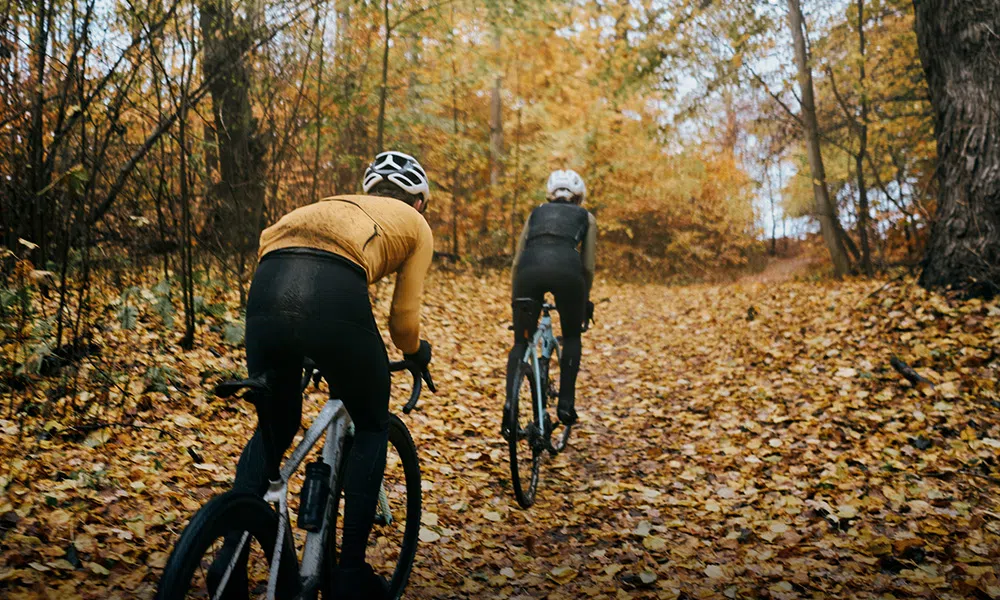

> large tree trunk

[
  {"left": 787, "top": 0, "right": 852, "bottom": 277},
  {"left": 199, "top": 0, "right": 266, "bottom": 259},
  {"left": 914, "top": 0, "right": 1000, "bottom": 297}
]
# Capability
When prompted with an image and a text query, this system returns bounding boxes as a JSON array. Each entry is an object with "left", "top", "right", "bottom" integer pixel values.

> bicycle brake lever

[{"left": 422, "top": 369, "right": 437, "bottom": 394}]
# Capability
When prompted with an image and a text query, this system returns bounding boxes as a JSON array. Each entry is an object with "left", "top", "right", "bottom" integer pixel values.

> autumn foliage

[{"left": 2, "top": 269, "right": 1000, "bottom": 598}]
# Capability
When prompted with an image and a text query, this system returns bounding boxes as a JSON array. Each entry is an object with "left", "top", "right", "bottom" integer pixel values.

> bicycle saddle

[{"left": 214, "top": 375, "right": 270, "bottom": 399}]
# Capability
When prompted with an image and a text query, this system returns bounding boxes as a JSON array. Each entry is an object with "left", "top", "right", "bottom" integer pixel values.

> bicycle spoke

[{"left": 185, "top": 532, "right": 272, "bottom": 599}]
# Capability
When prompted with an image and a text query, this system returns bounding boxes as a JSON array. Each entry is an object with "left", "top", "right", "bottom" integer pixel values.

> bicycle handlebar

[
  {"left": 389, "top": 359, "right": 437, "bottom": 413},
  {"left": 300, "top": 357, "right": 435, "bottom": 414}
]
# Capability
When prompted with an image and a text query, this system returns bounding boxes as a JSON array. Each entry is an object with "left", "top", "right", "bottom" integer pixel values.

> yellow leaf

[
  {"left": 73, "top": 534, "right": 97, "bottom": 553},
  {"left": 642, "top": 535, "right": 666, "bottom": 551},
  {"left": 127, "top": 520, "right": 146, "bottom": 538},
  {"left": 549, "top": 566, "right": 577, "bottom": 584},
  {"left": 48, "top": 509, "right": 72, "bottom": 528},
  {"left": 634, "top": 520, "right": 651, "bottom": 537},
  {"left": 147, "top": 552, "right": 169, "bottom": 569},
  {"left": 419, "top": 527, "right": 440, "bottom": 543}
]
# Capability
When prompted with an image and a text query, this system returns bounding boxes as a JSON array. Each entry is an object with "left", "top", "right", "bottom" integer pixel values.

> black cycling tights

[
  {"left": 506, "top": 246, "right": 586, "bottom": 408},
  {"left": 234, "top": 249, "right": 389, "bottom": 569}
]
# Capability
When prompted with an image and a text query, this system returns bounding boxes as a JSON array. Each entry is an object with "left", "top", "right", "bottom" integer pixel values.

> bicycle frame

[
  {"left": 213, "top": 399, "right": 350, "bottom": 600},
  {"left": 521, "top": 307, "right": 561, "bottom": 443},
  {"left": 209, "top": 360, "right": 428, "bottom": 600}
]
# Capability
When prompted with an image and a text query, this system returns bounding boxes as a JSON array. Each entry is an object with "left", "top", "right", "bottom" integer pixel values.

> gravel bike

[
  {"left": 504, "top": 298, "right": 576, "bottom": 508},
  {"left": 156, "top": 358, "right": 435, "bottom": 599}
]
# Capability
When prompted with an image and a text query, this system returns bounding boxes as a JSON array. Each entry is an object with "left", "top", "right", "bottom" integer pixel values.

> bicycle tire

[
  {"left": 156, "top": 491, "right": 299, "bottom": 599},
  {"left": 324, "top": 413, "right": 421, "bottom": 599},
  {"left": 507, "top": 359, "right": 542, "bottom": 508}
]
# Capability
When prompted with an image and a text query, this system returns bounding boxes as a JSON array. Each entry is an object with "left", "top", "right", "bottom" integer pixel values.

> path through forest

[
  {"left": 737, "top": 255, "right": 816, "bottom": 285},
  {"left": 1, "top": 271, "right": 998, "bottom": 599}
]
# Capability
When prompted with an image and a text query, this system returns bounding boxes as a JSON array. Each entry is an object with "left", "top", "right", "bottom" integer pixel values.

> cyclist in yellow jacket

[{"left": 213, "top": 151, "right": 433, "bottom": 600}]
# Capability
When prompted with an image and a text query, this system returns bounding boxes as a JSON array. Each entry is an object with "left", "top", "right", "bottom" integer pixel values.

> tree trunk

[
  {"left": 376, "top": 0, "right": 390, "bottom": 154},
  {"left": 914, "top": 0, "right": 1000, "bottom": 297},
  {"left": 767, "top": 159, "right": 777, "bottom": 255},
  {"left": 27, "top": 0, "right": 50, "bottom": 264},
  {"left": 199, "top": 0, "right": 266, "bottom": 258},
  {"left": 787, "top": 0, "right": 852, "bottom": 276},
  {"left": 311, "top": 13, "right": 326, "bottom": 201},
  {"left": 855, "top": 0, "right": 873, "bottom": 276},
  {"left": 510, "top": 62, "right": 522, "bottom": 256},
  {"left": 488, "top": 29, "right": 504, "bottom": 244},
  {"left": 450, "top": 10, "right": 461, "bottom": 257},
  {"left": 179, "top": 90, "right": 195, "bottom": 350}
]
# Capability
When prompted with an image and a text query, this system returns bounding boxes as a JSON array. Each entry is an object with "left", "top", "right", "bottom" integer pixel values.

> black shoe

[
  {"left": 501, "top": 403, "right": 512, "bottom": 440},
  {"left": 334, "top": 563, "right": 390, "bottom": 600},
  {"left": 557, "top": 398, "right": 577, "bottom": 426}
]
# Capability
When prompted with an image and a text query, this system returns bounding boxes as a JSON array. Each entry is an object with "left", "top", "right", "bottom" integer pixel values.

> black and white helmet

[
  {"left": 363, "top": 150, "right": 431, "bottom": 204},
  {"left": 546, "top": 169, "right": 586, "bottom": 204}
]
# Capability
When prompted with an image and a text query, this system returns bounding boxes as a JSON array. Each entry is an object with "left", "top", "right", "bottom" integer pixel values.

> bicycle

[
  {"left": 156, "top": 357, "right": 435, "bottom": 600},
  {"left": 504, "top": 298, "right": 580, "bottom": 508}
]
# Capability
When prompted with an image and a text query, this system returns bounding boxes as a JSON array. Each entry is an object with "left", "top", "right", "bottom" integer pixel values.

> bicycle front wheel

[
  {"left": 508, "top": 359, "right": 542, "bottom": 508},
  {"left": 156, "top": 491, "right": 299, "bottom": 599},
  {"left": 326, "top": 413, "right": 421, "bottom": 599}
]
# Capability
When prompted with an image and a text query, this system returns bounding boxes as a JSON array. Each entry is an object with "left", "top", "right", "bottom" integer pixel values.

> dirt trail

[{"left": 737, "top": 255, "right": 815, "bottom": 284}]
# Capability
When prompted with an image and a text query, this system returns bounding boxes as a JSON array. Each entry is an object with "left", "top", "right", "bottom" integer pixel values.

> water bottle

[{"left": 298, "top": 460, "right": 332, "bottom": 532}]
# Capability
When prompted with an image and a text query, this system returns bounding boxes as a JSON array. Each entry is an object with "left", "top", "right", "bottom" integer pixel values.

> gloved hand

[
  {"left": 404, "top": 340, "right": 432, "bottom": 369},
  {"left": 583, "top": 300, "right": 595, "bottom": 331}
]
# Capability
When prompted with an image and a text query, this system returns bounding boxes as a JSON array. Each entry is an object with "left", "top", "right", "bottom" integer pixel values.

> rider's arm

[
  {"left": 389, "top": 218, "right": 434, "bottom": 355},
  {"left": 582, "top": 212, "right": 596, "bottom": 296},
  {"left": 510, "top": 219, "right": 530, "bottom": 285}
]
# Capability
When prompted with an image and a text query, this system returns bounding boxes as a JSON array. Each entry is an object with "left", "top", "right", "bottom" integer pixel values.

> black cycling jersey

[{"left": 507, "top": 201, "right": 596, "bottom": 426}]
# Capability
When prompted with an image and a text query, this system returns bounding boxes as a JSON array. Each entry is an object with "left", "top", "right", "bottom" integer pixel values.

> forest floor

[{"left": 1, "top": 269, "right": 999, "bottom": 599}]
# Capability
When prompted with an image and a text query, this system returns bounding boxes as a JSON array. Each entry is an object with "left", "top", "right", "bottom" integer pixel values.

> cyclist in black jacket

[{"left": 506, "top": 169, "right": 596, "bottom": 429}]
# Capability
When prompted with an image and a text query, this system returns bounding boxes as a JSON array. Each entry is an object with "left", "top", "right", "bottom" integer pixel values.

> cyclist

[
  {"left": 505, "top": 169, "right": 596, "bottom": 431},
  {"left": 212, "top": 150, "right": 434, "bottom": 600}
]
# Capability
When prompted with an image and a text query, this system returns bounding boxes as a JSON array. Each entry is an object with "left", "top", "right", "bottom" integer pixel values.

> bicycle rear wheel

[
  {"left": 325, "top": 413, "right": 421, "bottom": 599},
  {"left": 156, "top": 491, "right": 299, "bottom": 599},
  {"left": 507, "top": 359, "right": 542, "bottom": 508}
]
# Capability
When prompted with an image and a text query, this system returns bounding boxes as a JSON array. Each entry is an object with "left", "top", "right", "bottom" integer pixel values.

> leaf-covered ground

[{"left": 2, "top": 270, "right": 1000, "bottom": 599}]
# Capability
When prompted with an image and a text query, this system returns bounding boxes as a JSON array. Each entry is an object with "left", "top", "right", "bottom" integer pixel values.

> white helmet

[
  {"left": 546, "top": 169, "right": 586, "bottom": 203},
  {"left": 363, "top": 151, "right": 431, "bottom": 205}
]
